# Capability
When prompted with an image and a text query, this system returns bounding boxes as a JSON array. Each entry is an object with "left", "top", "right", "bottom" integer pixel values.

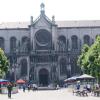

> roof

[
  {"left": 0, "top": 20, "right": 100, "bottom": 29},
  {"left": 56, "top": 20, "right": 100, "bottom": 27},
  {"left": 0, "top": 22, "right": 30, "bottom": 29}
]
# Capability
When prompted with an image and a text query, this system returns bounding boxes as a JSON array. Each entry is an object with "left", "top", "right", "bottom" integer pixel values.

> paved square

[{"left": 0, "top": 88, "right": 100, "bottom": 100}]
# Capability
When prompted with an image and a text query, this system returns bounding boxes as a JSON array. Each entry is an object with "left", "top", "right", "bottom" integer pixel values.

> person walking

[
  {"left": 76, "top": 82, "right": 80, "bottom": 90},
  {"left": 7, "top": 83, "right": 13, "bottom": 99},
  {"left": 23, "top": 84, "right": 26, "bottom": 92},
  {"left": 28, "top": 84, "right": 31, "bottom": 91}
]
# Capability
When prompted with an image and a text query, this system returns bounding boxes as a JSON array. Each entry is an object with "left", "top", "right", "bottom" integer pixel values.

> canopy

[
  {"left": 16, "top": 79, "right": 26, "bottom": 84},
  {"left": 76, "top": 74, "right": 95, "bottom": 79},
  {"left": 0, "top": 79, "right": 9, "bottom": 84},
  {"left": 64, "top": 76, "right": 78, "bottom": 82}
]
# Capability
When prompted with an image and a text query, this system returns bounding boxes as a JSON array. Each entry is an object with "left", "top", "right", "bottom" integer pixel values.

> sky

[{"left": 0, "top": 0, "right": 100, "bottom": 22}]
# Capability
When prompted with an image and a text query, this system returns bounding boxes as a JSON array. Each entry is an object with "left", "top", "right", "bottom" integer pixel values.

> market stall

[{"left": 0, "top": 79, "right": 18, "bottom": 94}]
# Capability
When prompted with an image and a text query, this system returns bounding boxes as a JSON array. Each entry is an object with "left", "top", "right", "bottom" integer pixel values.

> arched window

[
  {"left": 21, "top": 36, "right": 29, "bottom": 52},
  {"left": 71, "top": 35, "right": 78, "bottom": 49},
  {"left": 58, "top": 35, "right": 66, "bottom": 51},
  {"left": 10, "top": 37, "right": 17, "bottom": 52},
  {"left": 84, "top": 35, "right": 90, "bottom": 45},
  {"left": 0, "top": 37, "right": 4, "bottom": 50},
  {"left": 21, "top": 59, "right": 27, "bottom": 76},
  {"left": 60, "top": 58, "right": 67, "bottom": 75}
]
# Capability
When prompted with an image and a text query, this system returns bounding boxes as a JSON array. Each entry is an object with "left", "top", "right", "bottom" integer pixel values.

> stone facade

[{"left": 0, "top": 3, "right": 100, "bottom": 86}]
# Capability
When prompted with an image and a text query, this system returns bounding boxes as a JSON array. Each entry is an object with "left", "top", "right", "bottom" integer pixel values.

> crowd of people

[
  {"left": 76, "top": 82, "right": 100, "bottom": 92},
  {"left": 22, "top": 83, "right": 38, "bottom": 92},
  {"left": 74, "top": 82, "right": 100, "bottom": 96}
]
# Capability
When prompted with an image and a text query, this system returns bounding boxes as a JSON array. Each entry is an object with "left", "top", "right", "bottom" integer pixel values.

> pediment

[{"left": 32, "top": 15, "right": 53, "bottom": 28}]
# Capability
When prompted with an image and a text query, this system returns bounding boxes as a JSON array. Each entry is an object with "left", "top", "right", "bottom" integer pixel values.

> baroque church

[{"left": 0, "top": 3, "right": 99, "bottom": 86}]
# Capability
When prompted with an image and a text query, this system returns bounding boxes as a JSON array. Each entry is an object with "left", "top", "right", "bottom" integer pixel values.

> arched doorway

[{"left": 39, "top": 68, "right": 49, "bottom": 86}]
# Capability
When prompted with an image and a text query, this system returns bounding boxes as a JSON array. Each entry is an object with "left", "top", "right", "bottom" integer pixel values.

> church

[{"left": 0, "top": 3, "right": 100, "bottom": 86}]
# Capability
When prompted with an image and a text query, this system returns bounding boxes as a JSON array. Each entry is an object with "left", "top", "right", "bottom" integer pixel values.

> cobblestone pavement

[{"left": 0, "top": 88, "right": 100, "bottom": 100}]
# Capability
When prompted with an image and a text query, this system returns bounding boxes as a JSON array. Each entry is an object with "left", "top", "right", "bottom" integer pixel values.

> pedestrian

[
  {"left": 86, "top": 84, "right": 91, "bottom": 92},
  {"left": 56, "top": 84, "right": 60, "bottom": 90},
  {"left": 76, "top": 81, "right": 80, "bottom": 90},
  {"left": 28, "top": 84, "right": 31, "bottom": 91},
  {"left": 7, "top": 82, "right": 13, "bottom": 99},
  {"left": 23, "top": 84, "right": 26, "bottom": 92},
  {"left": 0, "top": 84, "right": 1, "bottom": 93}
]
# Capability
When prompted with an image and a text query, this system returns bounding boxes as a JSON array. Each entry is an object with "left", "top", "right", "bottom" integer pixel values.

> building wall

[
  {"left": 0, "top": 22, "right": 100, "bottom": 85},
  {"left": 0, "top": 29, "right": 29, "bottom": 53}
]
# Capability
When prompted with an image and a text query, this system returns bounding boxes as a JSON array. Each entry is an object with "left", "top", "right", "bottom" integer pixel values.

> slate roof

[
  {"left": 0, "top": 22, "right": 30, "bottom": 29},
  {"left": 0, "top": 20, "right": 100, "bottom": 29},
  {"left": 56, "top": 20, "right": 100, "bottom": 27}
]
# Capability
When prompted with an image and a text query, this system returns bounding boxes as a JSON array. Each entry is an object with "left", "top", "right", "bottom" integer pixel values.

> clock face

[{"left": 35, "top": 29, "right": 51, "bottom": 46}]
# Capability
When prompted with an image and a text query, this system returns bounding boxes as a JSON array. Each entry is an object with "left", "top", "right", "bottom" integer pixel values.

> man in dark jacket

[{"left": 7, "top": 83, "right": 13, "bottom": 98}]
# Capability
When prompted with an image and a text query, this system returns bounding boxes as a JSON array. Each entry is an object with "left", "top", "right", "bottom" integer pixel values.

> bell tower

[{"left": 40, "top": 2, "right": 45, "bottom": 15}]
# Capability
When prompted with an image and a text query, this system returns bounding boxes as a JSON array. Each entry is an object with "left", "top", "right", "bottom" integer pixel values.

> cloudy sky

[{"left": 0, "top": 0, "right": 100, "bottom": 22}]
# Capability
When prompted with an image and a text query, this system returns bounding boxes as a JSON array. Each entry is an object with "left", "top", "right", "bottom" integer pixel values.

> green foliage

[
  {"left": 77, "top": 44, "right": 89, "bottom": 73},
  {"left": 77, "top": 36, "right": 100, "bottom": 83},
  {"left": 0, "top": 48, "right": 9, "bottom": 78}
]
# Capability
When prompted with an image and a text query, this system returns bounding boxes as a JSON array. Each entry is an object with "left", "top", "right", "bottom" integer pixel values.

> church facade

[{"left": 0, "top": 3, "right": 100, "bottom": 86}]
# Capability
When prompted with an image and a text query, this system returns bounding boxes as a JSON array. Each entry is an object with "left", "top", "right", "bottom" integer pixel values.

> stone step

[{"left": 37, "top": 86, "right": 56, "bottom": 90}]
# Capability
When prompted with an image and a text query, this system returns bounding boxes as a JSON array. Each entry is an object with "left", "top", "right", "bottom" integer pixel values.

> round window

[{"left": 35, "top": 29, "right": 51, "bottom": 46}]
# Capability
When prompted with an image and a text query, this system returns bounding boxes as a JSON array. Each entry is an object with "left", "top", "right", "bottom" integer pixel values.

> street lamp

[
  {"left": 81, "top": 67, "right": 85, "bottom": 74},
  {"left": 11, "top": 48, "right": 19, "bottom": 82},
  {"left": 67, "top": 65, "right": 71, "bottom": 78},
  {"left": 67, "top": 51, "right": 71, "bottom": 78},
  {"left": 12, "top": 63, "right": 19, "bottom": 81}
]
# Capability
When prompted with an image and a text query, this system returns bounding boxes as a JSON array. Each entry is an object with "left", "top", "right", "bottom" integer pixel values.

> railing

[
  {"left": 7, "top": 49, "right": 81, "bottom": 56},
  {"left": 30, "top": 50, "right": 80, "bottom": 56},
  {"left": 31, "top": 50, "right": 69, "bottom": 55}
]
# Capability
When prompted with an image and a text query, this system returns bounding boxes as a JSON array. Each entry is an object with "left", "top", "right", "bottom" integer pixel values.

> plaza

[{"left": 0, "top": 88, "right": 100, "bottom": 100}]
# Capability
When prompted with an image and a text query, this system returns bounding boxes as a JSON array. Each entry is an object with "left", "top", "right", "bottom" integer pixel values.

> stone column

[
  {"left": 36, "top": 68, "right": 39, "bottom": 85},
  {"left": 52, "top": 25, "right": 58, "bottom": 50},
  {"left": 30, "top": 17, "right": 35, "bottom": 51},
  {"left": 34, "top": 64, "right": 37, "bottom": 83},
  {"left": 27, "top": 57, "right": 30, "bottom": 81}
]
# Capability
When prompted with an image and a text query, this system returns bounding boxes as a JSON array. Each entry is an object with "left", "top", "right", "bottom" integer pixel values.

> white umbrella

[
  {"left": 76, "top": 74, "right": 95, "bottom": 79},
  {"left": 64, "top": 76, "right": 78, "bottom": 82},
  {"left": 76, "top": 74, "right": 95, "bottom": 85}
]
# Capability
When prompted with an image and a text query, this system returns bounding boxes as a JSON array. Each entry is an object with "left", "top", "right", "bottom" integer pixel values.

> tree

[
  {"left": 77, "top": 44, "right": 89, "bottom": 74},
  {"left": 77, "top": 36, "right": 100, "bottom": 83},
  {"left": 0, "top": 48, "right": 9, "bottom": 78}
]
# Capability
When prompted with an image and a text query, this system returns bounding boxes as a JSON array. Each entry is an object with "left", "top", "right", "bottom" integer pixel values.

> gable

[{"left": 33, "top": 15, "right": 53, "bottom": 28}]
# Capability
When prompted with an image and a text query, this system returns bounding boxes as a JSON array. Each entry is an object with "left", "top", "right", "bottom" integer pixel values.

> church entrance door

[{"left": 39, "top": 68, "right": 49, "bottom": 86}]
